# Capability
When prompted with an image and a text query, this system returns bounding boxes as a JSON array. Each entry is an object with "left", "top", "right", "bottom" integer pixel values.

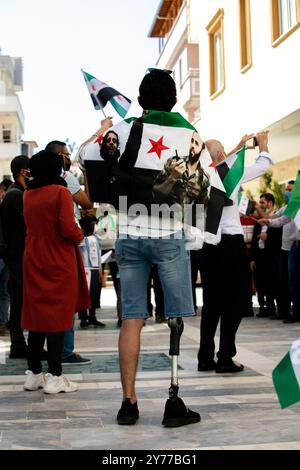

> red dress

[{"left": 22, "top": 185, "right": 90, "bottom": 332}]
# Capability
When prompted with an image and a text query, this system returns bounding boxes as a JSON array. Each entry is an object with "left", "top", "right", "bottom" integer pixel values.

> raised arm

[
  {"left": 242, "top": 131, "right": 274, "bottom": 183},
  {"left": 226, "top": 134, "right": 255, "bottom": 156}
]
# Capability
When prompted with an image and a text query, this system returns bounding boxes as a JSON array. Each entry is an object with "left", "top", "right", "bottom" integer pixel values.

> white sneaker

[
  {"left": 23, "top": 370, "right": 45, "bottom": 391},
  {"left": 44, "top": 373, "right": 78, "bottom": 394}
]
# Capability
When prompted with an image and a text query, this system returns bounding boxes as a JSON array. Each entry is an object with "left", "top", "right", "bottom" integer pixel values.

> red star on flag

[
  {"left": 147, "top": 136, "right": 170, "bottom": 159},
  {"left": 209, "top": 161, "right": 217, "bottom": 172}
]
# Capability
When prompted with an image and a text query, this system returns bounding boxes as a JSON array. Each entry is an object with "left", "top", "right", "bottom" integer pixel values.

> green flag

[
  {"left": 272, "top": 338, "right": 300, "bottom": 409},
  {"left": 284, "top": 171, "right": 300, "bottom": 228}
]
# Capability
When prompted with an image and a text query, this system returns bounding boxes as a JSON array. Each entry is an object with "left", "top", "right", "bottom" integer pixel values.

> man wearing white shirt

[{"left": 198, "top": 132, "right": 273, "bottom": 373}]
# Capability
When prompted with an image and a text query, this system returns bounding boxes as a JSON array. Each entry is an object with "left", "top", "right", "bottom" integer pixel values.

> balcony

[
  {"left": 0, "top": 95, "right": 25, "bottom": 130},
  {"left": 156, "top": 4, "right": 187, "bottom": 68},
  {"left": 0, "top": 142, "right": 21, "bottom": 161},
  {"left": 178, "top": 68, "right": 200, "bottom": 111},
  {"left": 0, "top": 56, "right": 15, "bottom": 83}
]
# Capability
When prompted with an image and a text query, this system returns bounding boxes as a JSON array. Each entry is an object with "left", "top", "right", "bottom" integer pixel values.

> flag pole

[{"left": 100, "top": 107, "right": 107, "bottom": 118}]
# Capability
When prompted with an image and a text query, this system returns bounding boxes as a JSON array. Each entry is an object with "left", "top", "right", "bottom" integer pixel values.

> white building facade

[
  {"left": 150, "top": 0, "right": 300, "bottom": 193},
  {"left": 0, "top": 51, "right": 25, "bottom": 179}
]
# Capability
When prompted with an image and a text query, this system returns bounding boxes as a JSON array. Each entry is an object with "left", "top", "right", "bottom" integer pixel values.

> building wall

[
  {"left": 193, "top": 1, "right": 300, "bottom": 145},
  {"left": 0, "top": 54, "right": 25, "bottom": 179}
]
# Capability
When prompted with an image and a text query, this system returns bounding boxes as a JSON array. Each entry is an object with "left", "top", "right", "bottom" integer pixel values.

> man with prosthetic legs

[
  {"left": 162, "top": 317, "right": 200, "bottom": 427},
  {"left": 79, "top": 69, "right": 203, "bottom": 426}
]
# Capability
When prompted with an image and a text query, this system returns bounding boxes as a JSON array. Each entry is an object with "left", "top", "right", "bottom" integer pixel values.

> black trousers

[
  {"left": 190, "top": 249, "right": 204, "bottom": 312},
  {"left": 6, "top": 259, "right": 27, "bottom": 351},
  {"left": 278, "top": 249, "right": 291, "bottom": 317},
  {"left": 27, "top": 331, "right": 65, "bottom": 376},
  {"left": 198, "top": 235, "right": 246, "bottom": 362}
]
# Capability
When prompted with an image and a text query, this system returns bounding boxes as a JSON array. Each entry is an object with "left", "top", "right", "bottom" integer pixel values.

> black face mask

[{"left": 64, "top": 159, "right": 71, "bottom": 171}]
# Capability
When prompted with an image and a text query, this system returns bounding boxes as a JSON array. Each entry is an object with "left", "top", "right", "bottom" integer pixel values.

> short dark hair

[
  {"left": 260, "top": 192, "right": 275, "bottom": 205},
  {"left": 10, "top": 155, "right": 30, "bottom": 180},
  {"left": 288, "top": 180, "right": 295, "bottom": 185},
  {"left": 138, "top": 69, "right": 177, "bottom": 112},
  {"left": 45, "top": 140, "right": 66, "bottom": 154},
  {"left": 29, "top": 150, "right": 63, "bottom": 179},
  {"left": 79, "top": 215, "right": 97, "bottom": 237},
  {"left": 0, "top": 178, "right": 13, "bottom": 190}
]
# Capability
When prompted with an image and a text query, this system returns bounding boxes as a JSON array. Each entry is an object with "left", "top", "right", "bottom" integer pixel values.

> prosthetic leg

[{"left": 162, "top": 318, "right": 201, "bottom": 427}]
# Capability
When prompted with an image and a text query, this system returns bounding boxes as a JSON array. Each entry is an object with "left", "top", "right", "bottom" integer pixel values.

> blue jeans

[
  {"left": 0, "top": 259, "right": 9, "bottom": 326},
  {"left": 62, "top": 320, "right": 74, "bottom": 359},
  {"left": 115, "top": 233, "right": 194, "bottom": 319}
]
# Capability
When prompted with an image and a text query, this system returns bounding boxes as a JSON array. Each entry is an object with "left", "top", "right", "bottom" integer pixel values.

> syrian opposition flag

[
  {"left": 216, "top": 146, "right": 246, "bottom": 200},
  {"left": 80, "top": 110, "right": 226, "bottom": 243},
  {"left": 272, "top": 338, "right": 300, "bottom": 409},
  {"left": 119, "top": 111, "right": 226, "bottom": 243},
  {"left": 238, "top": 193, "right": 256, "bottom": 216},
  {"left": 284, "top": 171, "right": 300, "bottom": 228},
  {"left": 81, "top": 70, "right": 131, "bottom": 118}
]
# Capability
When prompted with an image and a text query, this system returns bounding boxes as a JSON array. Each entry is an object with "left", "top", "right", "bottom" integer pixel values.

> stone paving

[{"left": 0, "top": 288, "right": 300, "bottom": 450}]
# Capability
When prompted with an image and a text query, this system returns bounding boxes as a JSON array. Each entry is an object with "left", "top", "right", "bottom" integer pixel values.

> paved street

[{"left": 0, "top": 287, "right": 300, "bottom": 450}]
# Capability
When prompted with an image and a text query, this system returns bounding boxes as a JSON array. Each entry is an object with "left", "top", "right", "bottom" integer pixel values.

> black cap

[{"left": 10, "top": 155, "right": 30, "bottom": 177}]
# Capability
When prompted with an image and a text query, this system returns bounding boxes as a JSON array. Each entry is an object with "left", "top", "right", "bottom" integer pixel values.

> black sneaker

[
  {"left": 88, "top": 319, "right": 106, "bottom": 328},
  {"left": 61, "top": 353, "right": 92, "bottom": 365},
  {"left": 162, "top": 396, "right": 201, "bottom": 427},
  {"left": 117, "top": 398, "right": 139, "bottom": 425},
  {"left": 216, "top": 359, "right": 244, "bottom": 373},
  {"left": 80, "top": 319, "right": 89, "bottom": 329}
]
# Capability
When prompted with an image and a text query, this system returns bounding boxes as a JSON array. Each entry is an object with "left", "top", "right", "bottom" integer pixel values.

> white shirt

[
  {"left": 219, "top": 152, "right": 274, "bottom": 235},
  {"left": 268, "top": 211, "right": 300, "bottom": 247}
]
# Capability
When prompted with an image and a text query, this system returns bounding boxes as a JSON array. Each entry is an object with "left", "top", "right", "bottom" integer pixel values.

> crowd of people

[{"left": 0, "top": 69, "right": 299, "bottom": 427}]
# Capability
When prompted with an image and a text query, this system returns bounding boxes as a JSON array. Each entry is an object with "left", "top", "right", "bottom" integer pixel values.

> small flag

[
  {"left": 238, "top": 194, "right": 256, "bottom": 216},
  {"left": 283, "top": 171, "right": 300, "bottom": 229},
  {"left": 81, "top": 70, "right": 131, "bottom": 118},
  {"left": 272, "top": 338, "right": 300, "bottom": 409},
  {"left": 216, "top": 146, "right": 246, "bottom": 200}
]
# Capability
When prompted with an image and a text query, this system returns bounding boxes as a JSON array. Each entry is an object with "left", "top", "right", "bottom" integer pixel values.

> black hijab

[{"left": 27, "top": 150, "right": 67, "bottom": 190}]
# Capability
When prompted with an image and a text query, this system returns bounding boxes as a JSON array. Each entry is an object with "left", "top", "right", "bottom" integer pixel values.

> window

[
  {"left": 271, "top": 0, "right": 300, "bottom": 46},
  {"left": 2, "top": 125, "right": 12, "bottom": 143},
  {"left": 207, "top": 9, "right": 225, "bottom": 99},
  {"left": 239, "top": 0, "right": 252, "bottom": 72}
]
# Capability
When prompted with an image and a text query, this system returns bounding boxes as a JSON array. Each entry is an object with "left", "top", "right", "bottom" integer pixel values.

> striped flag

[
  {"left": 284, "top": 171, "right": 300, "bottom": 228},
  {"left": 80, "top": 111, "right": 226, "bottom": 243},
  {"left": 238, "top": 193, "right": 256, "bottom": 216},
  {"left": 216, "top": 146, "right": 246, "bottom": 200},
  {"left": 81, "top": 70, "right": 131, "bottom": 118},
  {"left": 272, "top": 338, "right": 300, "bottom": 409}
]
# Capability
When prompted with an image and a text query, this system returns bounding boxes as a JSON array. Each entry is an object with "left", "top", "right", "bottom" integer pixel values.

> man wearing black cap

[{"left": 1, "top": 155, "right": 30, "bottom": 358}]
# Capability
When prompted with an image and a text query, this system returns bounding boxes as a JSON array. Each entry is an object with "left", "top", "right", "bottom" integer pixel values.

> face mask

[
  {"left": 24, "top": 170, "right": 32, "bottom": 185},
  {"left": 284, "top": 191, "right": 291, "bottom": 203}
]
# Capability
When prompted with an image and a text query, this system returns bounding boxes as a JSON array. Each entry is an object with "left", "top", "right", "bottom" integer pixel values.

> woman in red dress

[{"left": 22, "top": 150, "right": 90, "bottom": 394}]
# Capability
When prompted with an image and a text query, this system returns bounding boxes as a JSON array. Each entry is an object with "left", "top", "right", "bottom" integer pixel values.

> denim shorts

[{"left": 115, "top": 233, "right": 194, "bottom": 320}]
